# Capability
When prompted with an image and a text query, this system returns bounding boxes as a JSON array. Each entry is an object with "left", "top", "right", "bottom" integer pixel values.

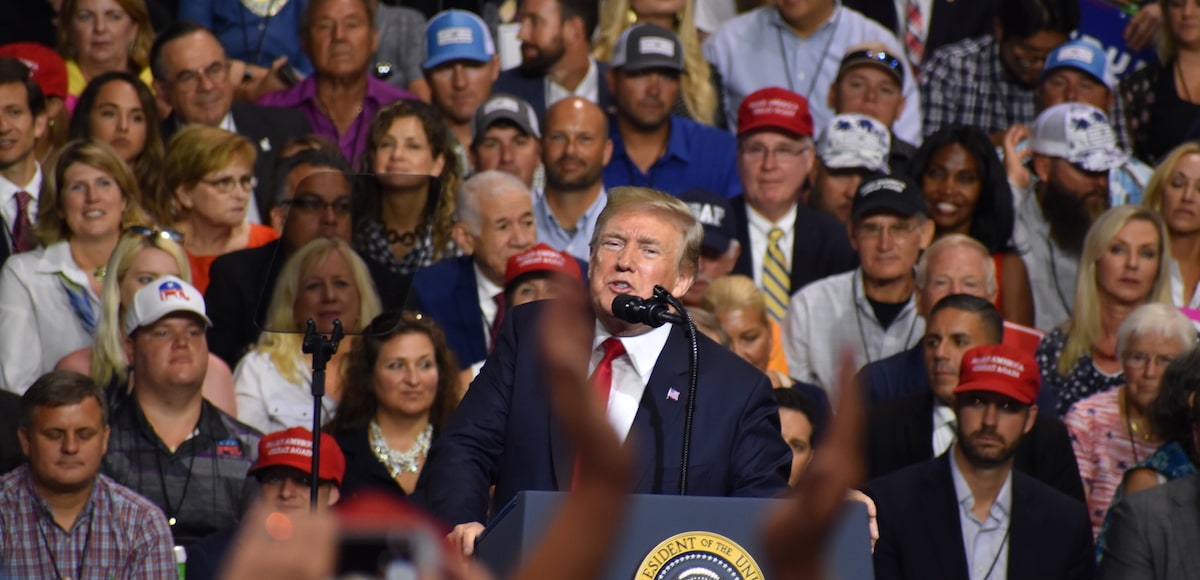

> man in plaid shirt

[
  {"left": 919, "top": 0, "right": 1078, "bottom": 139},
  {"left": 0, "top": 371, "right": 175, "bottom": 578}
]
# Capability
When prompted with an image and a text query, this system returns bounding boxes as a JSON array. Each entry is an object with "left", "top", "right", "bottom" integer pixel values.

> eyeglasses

[
  {"left": 738, "top": 142, "right": 812, "bottom": 163},
  {"left": 856, "top": 221, "right": 921, "bottom": 239},
  {"left": 201, "top": 175, "right": 257, "bottom": 194},
  {"left": 127, "top": 225, "right": 184, "bottom": 243},
  {"left": 170, "top": 61, "right": 230, "bottom": 91},
  {"left": 279, "top": 195, "right": 353, "bottom": 215},
  {"left": 1124, "top": 352, "right": 1177, "bottom": 370}
]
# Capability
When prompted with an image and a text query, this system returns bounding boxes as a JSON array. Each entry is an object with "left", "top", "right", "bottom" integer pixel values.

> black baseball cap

[
  {"left": 610, "top": 24, "right": 685, "bottom": 72},
  {"left": 680, "top": 188, "right": 735, "bottom": 253},
  {"left": 851, "top": 174, "right": 929, "bottom": 222}
]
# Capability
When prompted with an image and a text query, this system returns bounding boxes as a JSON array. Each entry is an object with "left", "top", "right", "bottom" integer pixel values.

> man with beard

[
  {"left": 919, "top": 0, "right": 1078, "bottom": 139},
  {"left": 493, "top": 0, "right": 609, "bottom": 121},
  {"left": 602, "top": 25, "right": 739, "bottom": 199},
  {"left": 1014, "top": 102, "right": 1127, "bottom": 331},
  {"left": 868, "top": 344, "right": 1095, "bottom": 580},
  {"left": 533, "top": 97, "right": 610, "bottom": 261},
  {"left": 865, "top": 294, "right": 1083, "bottom": 501}
]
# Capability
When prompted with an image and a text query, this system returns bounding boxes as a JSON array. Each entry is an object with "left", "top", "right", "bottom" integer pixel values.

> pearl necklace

[{"left": 369, "top": 421, "right": 433, "bottom": 478}]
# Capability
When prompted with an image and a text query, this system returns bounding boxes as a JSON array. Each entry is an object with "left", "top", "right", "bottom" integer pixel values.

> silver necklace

[{"left": 369, "top": 421, "right": 433, "bottom": 478}]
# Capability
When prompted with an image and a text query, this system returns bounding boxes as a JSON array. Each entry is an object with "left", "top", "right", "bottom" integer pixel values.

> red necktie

[
  {"left": 591, "top": 338, "right": 626, "bottom": 406},
  {"left": 573, "top": 337, "right": 626, "bottom": 489},
  {"left": 904, "top": 1, "right": 925, "bottom": 67},
  {"left": 488, "top": 292, "right": 506, "bottom": 350},
  {"left": 11, "top": 190, "right": 35, "bottom": 253}
]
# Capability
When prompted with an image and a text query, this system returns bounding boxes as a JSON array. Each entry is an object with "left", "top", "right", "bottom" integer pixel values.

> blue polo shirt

[{"left": 604, "top": 115, "right": 741, "bottom": 199}]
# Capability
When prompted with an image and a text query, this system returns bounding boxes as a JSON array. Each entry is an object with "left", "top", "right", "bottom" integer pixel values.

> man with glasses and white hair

[
  {"left": 784, "top": 173, "right": 933, "bottom": 397},
  {"left": 152, "top": 21, "right": 311, "bottom": 224},
  {"left": 727, "top": 87, "right": 857, "bottom": 324}
]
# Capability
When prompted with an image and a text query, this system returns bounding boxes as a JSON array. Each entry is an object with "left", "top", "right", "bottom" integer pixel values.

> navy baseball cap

[
  {"left": 423, "top": 9, "right": 495, "bottom": 70},
  {"left": 680, "top": 188, "right": 735, "bottom": 253},
  {"left": 851, "top": 174, "right": 929, "bottom": 221}
]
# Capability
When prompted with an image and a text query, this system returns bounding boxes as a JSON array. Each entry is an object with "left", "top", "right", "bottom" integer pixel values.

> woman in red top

[{"left": 163, "top": 125, "right": 278, "bottom": 293}]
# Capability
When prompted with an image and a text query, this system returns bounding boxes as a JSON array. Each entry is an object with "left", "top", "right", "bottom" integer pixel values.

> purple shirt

[{"left": 258, "top": 75, "right": 417, "bottom": 166}]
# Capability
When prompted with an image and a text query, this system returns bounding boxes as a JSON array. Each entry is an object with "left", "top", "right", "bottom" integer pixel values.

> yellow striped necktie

[{"left": 763, "top": 228, "right": 790, "bottom": 321}]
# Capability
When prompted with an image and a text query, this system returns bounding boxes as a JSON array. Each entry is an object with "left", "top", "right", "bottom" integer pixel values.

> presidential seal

[{"left": 636, "top": 531, "right": 764, "bottom": 580}]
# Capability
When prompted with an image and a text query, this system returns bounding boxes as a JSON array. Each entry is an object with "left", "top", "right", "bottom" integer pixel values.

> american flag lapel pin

[{"left": 667, "top": 388, "right": 680, "bottom": 401}]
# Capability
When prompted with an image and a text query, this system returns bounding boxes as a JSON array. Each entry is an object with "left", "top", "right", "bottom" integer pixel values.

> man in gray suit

[{"left": 1101, "top": 473, "right": 1200, "bottom": 578}]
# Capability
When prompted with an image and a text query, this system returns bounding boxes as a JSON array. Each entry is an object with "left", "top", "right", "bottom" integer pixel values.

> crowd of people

[{"left": 0, "top": 0, "right": 1199, "bottom": 578}]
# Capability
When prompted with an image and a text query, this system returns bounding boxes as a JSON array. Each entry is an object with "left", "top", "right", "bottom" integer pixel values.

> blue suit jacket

[
  {"left": 410, "top": 256, "right": 488, "bottom": 370},
  {"left": 869, "top": 453, "right": 1095, "bottom": 580},
  {"left": 492, "top": 62, "right": 613, "bottom": 122},
  {"left": 421, "top": 300, "right": 792, "bottom": 526}
]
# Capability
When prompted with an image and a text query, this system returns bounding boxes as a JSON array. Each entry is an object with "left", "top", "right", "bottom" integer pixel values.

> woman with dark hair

[
  {"left": 355, "top": 100, "right": 460, "bottom": 277},
  {"left": 910, "top": 124, "right": 1034, "bottom": 326},
  {"left": 68, "top": 71, "right": 163, "bottom": 205},
  {"left": 325, "top": 311, "right": 461, "bottom": 502}
]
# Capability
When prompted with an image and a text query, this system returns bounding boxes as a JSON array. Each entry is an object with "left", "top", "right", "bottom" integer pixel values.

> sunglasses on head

[
  {"left": 841, "top": 50, "right": 903, "bottom": 74},
  {"left": 127, "top": 225, "right": 185, "bottom": 243}
]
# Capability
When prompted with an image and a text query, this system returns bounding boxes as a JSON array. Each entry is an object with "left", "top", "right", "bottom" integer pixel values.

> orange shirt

[{"left": 188, "top": 224, "right": 279, "bottom": 294}]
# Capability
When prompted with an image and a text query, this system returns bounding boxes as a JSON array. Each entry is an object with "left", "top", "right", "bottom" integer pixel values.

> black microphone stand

[
  {"left": 302, "top": 317, "right": 343, "bottom": 510},
  {"left": 652, "top": 286, "right": 699, "bottom": 496}
]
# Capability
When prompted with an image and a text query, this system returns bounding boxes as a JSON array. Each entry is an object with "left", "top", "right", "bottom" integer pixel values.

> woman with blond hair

[
  {"left": 356, "top": 100, "right": 460, "bottom": 276},
  {"left": 233, "top": 238, "right": 382, "bottom": 433},
  {"left": 165, "top": 125, "right": 279, "bottom": 293},
  {"left": 592, "top": 0, "right": 721, "bottom": 126},
  {"left": 0, "top": 139, "right": 151, "bottom": 393},
  {"left": 1141, "top": 141, "right": 1200, "bottom": 308},
  {"left": 57, "top": 0, "right": 155, "bottom": 98},
  {"left": 54, "top": 227, "right": 238, "bottom": 414},
  {"left": 1037, "top": 205, "right": 1173, "bottom": 416}
]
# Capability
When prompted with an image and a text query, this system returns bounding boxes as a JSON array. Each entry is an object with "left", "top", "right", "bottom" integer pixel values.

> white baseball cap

[
  {"left": 817, "top": 113, "right": 891, "bottom": 174},
  {"left": 1030, "top": 102, "right": 1127, "bottom": 172},
  {"left": 124, "top": 275, "right": 212, "bottom": 336}
]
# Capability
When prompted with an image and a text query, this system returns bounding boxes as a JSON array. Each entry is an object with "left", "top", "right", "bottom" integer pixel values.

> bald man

[{"left": 533, "top": 97, "right": 613, "bottom": 261}]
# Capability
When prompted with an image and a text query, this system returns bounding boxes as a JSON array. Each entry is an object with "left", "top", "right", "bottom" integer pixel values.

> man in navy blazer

[
  {"left": 422, "top": 186, "right": 791, "bottom": 553},
  {"left": 492, "top": 0, "right": 611, "bottom": 121},
  {"left": 409, "top": 171, "right": 538, "bottom": 371},
  {"left": 869, "top": 343, "right": 1094, "bottom": 580}
]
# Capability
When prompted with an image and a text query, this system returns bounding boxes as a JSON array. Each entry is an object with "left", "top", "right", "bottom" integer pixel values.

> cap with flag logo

[
  {"left": 1031, "top": 102, "right": 1127, "bottom": 172},
  {"left": 818, "top": 113, "right": 891, "bottom": 173},
  {"left": 422, "top": 9, "right": 496, "bottom": 70},
  {"left": 610, "top": 24, "right": 684, "bottom": 72},
  {"left": 124, "top": 275, "right": 212, "bottom": 336},
  {"left": 953, "top": 344, "right": 1041, "bottom": 405}
]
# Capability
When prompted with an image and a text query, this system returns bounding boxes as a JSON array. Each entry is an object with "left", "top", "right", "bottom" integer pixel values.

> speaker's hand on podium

[{"left": 449, "top": 521, "right": 486, "bottom": 556}]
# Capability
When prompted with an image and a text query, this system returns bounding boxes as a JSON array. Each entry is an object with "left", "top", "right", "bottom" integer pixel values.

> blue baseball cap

[
  {"left": 1040, "top": 39, "right": 1116, "bottom": 92},
  {"left": 423, "top": 9, "right": 495, "bottom": 71}
]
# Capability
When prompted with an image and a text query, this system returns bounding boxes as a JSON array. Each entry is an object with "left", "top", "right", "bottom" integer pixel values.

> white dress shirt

[
  {"left": 950, "top": 446, "right": 1013, "bottom": 580},
  {"left": 591, "top": 321, "right": 672, "bottom": 442},
  {"left": 0, "top": 241, "right": 98, "bottom": 393},
  {"left": 1169, "top": 258, "right": 1200, "bottom": 310},
  {"left": 783, "top": 268, "right": 924, "bottom": 398},
  {"left": 475, "top": 262, "right": 503, "bottom": 351},
  {"left": 932, "top": 402, "right": 956, "bottom": 457},
  {"left": 0, "top": 166, "right": 41, "bottom": 251},
  {"left": 745, "top": 202, "right": 797, "bottom": 289},
  {"left": 545, "top": 57, "right": 600, "bottom": 110},
  {"left": 233, "top": 350, "right": 337, "bottom": 434}
]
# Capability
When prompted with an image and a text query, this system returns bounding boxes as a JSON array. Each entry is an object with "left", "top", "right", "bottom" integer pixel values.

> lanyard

[
  {"left": 776, "top": 8, "right": 843, "bottom": 100},
  {"left": 38, "top": 505, "right": 94, "bottom": 580},
  {"left": 852, "top": 270, "right": 920, "bottom": 364}
]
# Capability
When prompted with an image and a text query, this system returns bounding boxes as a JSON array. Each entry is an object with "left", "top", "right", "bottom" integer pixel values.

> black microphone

[{"left": 611, "top": 293, "right": 684, "bottom": 327}]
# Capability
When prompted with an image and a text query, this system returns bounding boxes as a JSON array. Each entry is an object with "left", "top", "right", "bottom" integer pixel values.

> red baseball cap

[
  {"left": 503, "top": 243, "right": 583, "bottom": 288},
  {"left": 0, "top": 43, "right": 67, "bottom": 100},
  {"left": 953, "top": 345, "right": 1041, "bottom": 405},
  {"left": 249, "top": 427, "right": 346, "bottom": 486},
  {"left": 737, "top": 87, "right": 814, "bottom": 138}
]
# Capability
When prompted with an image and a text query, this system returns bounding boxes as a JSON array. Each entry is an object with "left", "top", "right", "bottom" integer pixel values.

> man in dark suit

[
  {"left": 409, "top": 170, "right": 537, "bottom": 372},
  {"left": 0, "top": 58, "right": 47, "bottom": 271},
  {"left": 492, "top": 0, "right": 611, "bottom": 121},
  {"left": 1101, "top": 472, "right": 1200, "bottom": 579},
  {"left": 867, "top": 294, "right": 1084, "bottom": 502},
  {"left": 422, "top": 185, "right": 791, "bottom": 554},
  {"left": 151, "top": 21, "right": 312, "bottom": 224},
  {"left": 204, "top": 149, "right": 354, "bottom": 368},
  {"left": 869, "top": 342, "right": 1094, "bottom": 580},
  {"left": 843, "top": 0, "right": 1000, "bottom": 68},
  {"left": 0, "top": 389, "right": 22, "bottom": 475},
  {"left": 728, "top": 87, "right": 857, "bottom": 319}
]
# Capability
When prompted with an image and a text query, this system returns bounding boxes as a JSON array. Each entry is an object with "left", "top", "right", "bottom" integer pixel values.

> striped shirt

[
  {"left": 0, "top": 465, "right": 176, "bottom": 579},
  {"left": 102, "top": 399, "right": 261, "bottom": 547}
]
